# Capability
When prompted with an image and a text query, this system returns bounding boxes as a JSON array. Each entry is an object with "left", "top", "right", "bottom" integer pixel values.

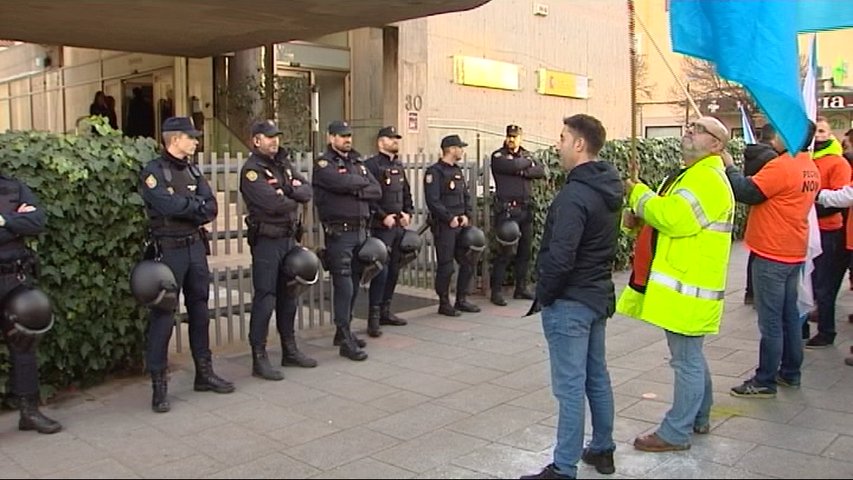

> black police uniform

[
  {"left": 489, "top": 143, "right": 545, "bottom": 301},
  {"left": 312, "top": 145, "right": 382, "bottom": 359},
  {"left": 424, "top": 160, "right": 477, "bottom": 313},
  {"left": 140, "top": 146, "right": 234, "bottom": 398},
  {"left": 0, "top": 175, "right": 61, "bottom": 433},
  {"left": 361, "top": 150, "right": 413, "bottom": 333},
  {"left": 240, "top": 146, "right": 316, "bottom": 379}
]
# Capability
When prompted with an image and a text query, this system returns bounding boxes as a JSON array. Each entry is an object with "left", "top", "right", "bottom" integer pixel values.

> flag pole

[
  {"left": 628, "top": 0, "right": 639, "bottom": 181},
  {"left": 634, "top": 14, "right": 701, "bottom": 117}
]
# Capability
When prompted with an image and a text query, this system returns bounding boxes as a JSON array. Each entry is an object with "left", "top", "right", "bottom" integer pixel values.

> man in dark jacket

[
  {"left": 742, "top": 140, "right": 778, "bottom": 304},
  {"left": 521, "top": 114, "right": 624, "bottom": 480}
]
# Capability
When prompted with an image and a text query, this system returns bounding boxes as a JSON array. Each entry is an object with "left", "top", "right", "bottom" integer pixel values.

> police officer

[
  {"left": 140, "top": 117, "right": 234, "bottom": 413},
  {"left": 240, "top": 120, "right": 316, "bottom": 381},
  {"left": 489, "top": 124, "right": 545, "bottom": 305},
  {"left": 425, "top": 135, "right": 481, "bottom": 316},
  {"left": 0, "top": 175, "right": 61, "bottom": 434},
  {"left": 312, "top": 121, "right": 382, "bottom": 361},
  {"left": 356, "top": 126, "right": 413, "bottom": 337}
]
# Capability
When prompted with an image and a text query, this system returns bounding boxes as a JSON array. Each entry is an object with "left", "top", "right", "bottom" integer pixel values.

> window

[{"left": 645, "top": 125, "right": 683, "bottom": 138}]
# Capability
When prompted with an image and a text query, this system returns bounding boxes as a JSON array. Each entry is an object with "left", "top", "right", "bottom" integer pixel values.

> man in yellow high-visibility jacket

[{"left": 619, "top": 116, "right": 734, "bottom": 453}]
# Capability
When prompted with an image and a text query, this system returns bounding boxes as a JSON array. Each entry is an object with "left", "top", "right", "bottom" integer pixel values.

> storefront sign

[
  {"left": 536, "top": 68, "right": 589, "bottom": 99},
  {"left": 452, "top": 56, "right": 520, "bottom": 91}
]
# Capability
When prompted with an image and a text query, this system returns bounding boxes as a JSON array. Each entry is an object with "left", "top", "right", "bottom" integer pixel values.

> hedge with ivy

[
  {"left": 489, "top": 137, "right": 747, "bottom": 283},
  {"left": 0, "top": 119, "right": 157, "bottom": 399}
]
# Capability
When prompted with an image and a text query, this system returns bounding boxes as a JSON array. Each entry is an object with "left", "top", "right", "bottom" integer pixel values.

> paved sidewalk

[{"left": 1, "top": 246, "right": 852, "bottom": 478}]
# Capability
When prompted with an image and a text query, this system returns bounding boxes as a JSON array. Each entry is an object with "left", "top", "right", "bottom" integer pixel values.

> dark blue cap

[
  {"left": 162, "top": 117, "right": 202, "bottom": 137},
  {"left": 377, "top": 126, "right": 402, "bottom": 139},
  {"left": 328, "top": 120, "right": 353, "bottom": 136},
  {"left": 440, "top": 134, "right": 468, "bottom": 149},
  {"left": 251, "top": 119, "right": 282, "bottom": 137}
]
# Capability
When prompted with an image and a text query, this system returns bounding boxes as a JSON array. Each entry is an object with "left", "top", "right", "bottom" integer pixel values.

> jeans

[
  {"left": 656, "top": 331, "right": 713, "bottom": 446},
  {"left": 542, "top": 299, "right": 615, "bottom": 478},
  {"left": 752, "top": 256, "right": 803, "bottom": 387}
]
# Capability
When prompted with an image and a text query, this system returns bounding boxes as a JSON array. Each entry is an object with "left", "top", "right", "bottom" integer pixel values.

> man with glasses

[
  {"left": 312, "top": 121, "right": 382, "bottom": 361},
  {"left": 618, "top": 116, "right": 734, "bottom": 452}
]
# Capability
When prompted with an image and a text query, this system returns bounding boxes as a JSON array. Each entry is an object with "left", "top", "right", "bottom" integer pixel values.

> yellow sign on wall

[
  {"left": 453, "top": 56, "right": 520, "bottom": 91},
  {"left": 537, "top": 68, "right": 589, "bottom": 99}
]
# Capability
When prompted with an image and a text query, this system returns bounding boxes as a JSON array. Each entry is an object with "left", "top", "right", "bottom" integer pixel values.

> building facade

[
  {"left": 637, "top": 0, "right": 853, "bottom": 139},
  {"left": 0, "top": 0, "right": 633, "bottom": 156}
]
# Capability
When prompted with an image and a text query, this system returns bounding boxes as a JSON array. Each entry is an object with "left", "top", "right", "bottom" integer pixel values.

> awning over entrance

[{"left": 0, "top": 0, "right": 490, "bottom": 57}]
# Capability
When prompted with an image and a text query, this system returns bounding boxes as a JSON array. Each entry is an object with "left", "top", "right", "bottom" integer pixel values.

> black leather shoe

[
  {"left": 438, "top": 303, "right": 461, "bottom": 317},
  {"left": 513, "top": 287, "right": 536, "bottom": 300},
  {"left": 581, "top": 448, "right": 615, "bottom": 474},
  {"left": 379, "top": 304, "right": 407, "bottom": 326},
  {"left": 455, "top": 299, "right": 481, "bottom": 313},
  {"left": 281, "top": 336, "right": 318, "bottom": 368},
  {"left": 367, "top": 306, "right": 383, "bottom": 338},
  {"left": 194, "top": 357, "right": 236, "bottom": 393},
  {"left": 150, "top": 370, "right": 170, "bottom": 413},
  {"left": 491, "top": 292, "right": 507, "bottom": 306},
  {"left": 339, "top": 330, "right": 368, "bottom": 361},
  {"left": 334, "top": 327, "right": 366, "bottom": 348},
  {"left": 251, "top": 346, "right": 284, "bottom": 381},
  {"left": 520, "top": 463, "right": 574, "bottom": 479},
  {"left": 18, "top": 395, "right": 62, "bottom": 434}
]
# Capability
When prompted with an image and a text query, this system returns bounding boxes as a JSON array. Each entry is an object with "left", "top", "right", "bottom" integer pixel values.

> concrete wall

[{"left": 414, "top": 0, "right": 632, "bottom": 154}]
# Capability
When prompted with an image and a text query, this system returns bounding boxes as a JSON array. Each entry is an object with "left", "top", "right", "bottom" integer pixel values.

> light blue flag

[
  {"left": 670, "top": 0, "right": 853, "bottom": 152},
  {"left": 797, "top": 0, "right": 853, "bottom": 32},
  {"left": 739, "top": 103, "right": 756, "bottom": 145}
]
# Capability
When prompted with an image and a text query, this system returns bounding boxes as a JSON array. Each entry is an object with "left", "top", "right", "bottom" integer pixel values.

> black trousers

[
  {"left": 248, "top": 236, "right": 298, "bottom": 347},
  {"left": 1, "top": 273, "right": 38, "bottom": 397},
  {"left": 324, "top": 229, "right": 366, "bottom": 329},
  {"left": 490, "top": 207, "right": 533, "bottom": 291},
  {"left": 145, "top": 241, "right": 211, "bottom": 372},
  {"left": 433, "top": 224, "right": 473, "bottom": 300},
  {"left": 811, "top": 229, "right": 848, "bottom": 340},
  {"left": 364, "top": 226, "right": 403, "bottom": 307}
]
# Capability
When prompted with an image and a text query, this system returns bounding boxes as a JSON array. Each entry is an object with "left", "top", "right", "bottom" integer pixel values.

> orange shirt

[
  {"left": 815, "top": 153, "right": 851, "bottom": 231},
  {"left": 745, "top": 152, "right": 820, "bottom": 263}
]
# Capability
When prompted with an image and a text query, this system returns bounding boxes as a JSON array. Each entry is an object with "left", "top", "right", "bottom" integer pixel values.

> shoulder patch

[
  {"left": 317, "top": 159, "right": 329, "bottom": 168},
  {"left": 246, "top": 170, "right": 258, "bottom": 182},
  {"left": 145, "top": 174, "right": 157, "bottom": 189},
  {"left": 425, "top": 173, "right": 433, "bottom": 184}
]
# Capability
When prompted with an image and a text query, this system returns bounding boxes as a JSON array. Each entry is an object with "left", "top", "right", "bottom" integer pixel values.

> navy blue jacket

[{"left": 536, "top": 160, "right": 624, "bottom": 316}]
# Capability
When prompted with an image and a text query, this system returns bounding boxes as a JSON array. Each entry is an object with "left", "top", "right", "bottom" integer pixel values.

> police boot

[
  {"left": 514, "top": 284, "right": 536, "bottom": 300},
  {"left": 333, "top": 327, "right": 366, "bottom": 348},
  {"left": 455, "top": 296, "right": 481, "bottom": 313},
  {"left": 367, "top": 306, "right": 383, "bottom": 338},
  {"left": 438, "top": 295, "right": 461, "bottom": 317},
  {"left": 18, "top": 395, "right": 61, "bottom": 434},
  {"left": 379, "top": 303, "right": 407, "bottom": 326},
  {"left": 281, "top": 336, "right": 318, "bottom": 368},
  {"left": 151, "top": 370, "right": 170, "bottom": 413},
  {"left": 194, "top": 357, "right": 236, "bottom": 393},
  {"left": 251, "top": 345, "right": 284, "bottom": 381},
  {"left": 339, "top": 329, "right": 368, "bottom": 361},
  {"left": 490, "top": 288, "right": 507, "bottom": 306}
]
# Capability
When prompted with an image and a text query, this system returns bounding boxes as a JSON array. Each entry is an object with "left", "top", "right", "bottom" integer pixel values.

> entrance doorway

[{"left": 118, "top": 68, "right": 174, "bottom": 139}]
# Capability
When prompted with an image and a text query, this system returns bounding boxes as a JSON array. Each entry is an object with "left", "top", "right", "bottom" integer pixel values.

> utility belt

[
  {"left": 154, "top": 230, "right": 204, "bottom": 250},
  {"left": 497, "top": 199, "right": 529, "bottom": 210},
  {"left": 256, "top": 222, "right": 294, "bottom": 239},
  {"left": 0, "top": 255, "right": 38, "bottom": 278},
  {"left": 323, "top": 218, "right": 368, "bottom": 235}
]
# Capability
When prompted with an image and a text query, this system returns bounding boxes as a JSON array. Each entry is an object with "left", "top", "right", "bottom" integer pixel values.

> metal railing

[{"left": 173, "top": 148, "right": 496, "bottom": 352}]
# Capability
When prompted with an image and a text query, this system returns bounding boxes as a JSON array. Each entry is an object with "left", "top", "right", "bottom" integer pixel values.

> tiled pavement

[{"left": 1, "top": 245, "right": 852, "bottom": 478}]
